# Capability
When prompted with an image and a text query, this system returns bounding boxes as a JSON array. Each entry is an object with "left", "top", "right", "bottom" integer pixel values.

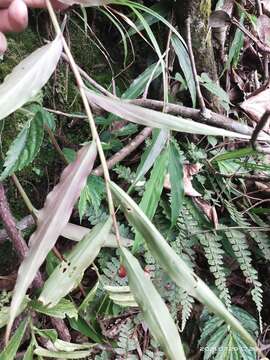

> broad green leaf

[
  {"left": 0, "top": 319, "right": 28, "bottom": 360},
  {"left": 133, "top": 149, "right": 168, "bottom": 252},
  {"left": 171, "top": 34, "right": 196, "bottom": 107},
  {"left": 168, "top": 141, "right": 184, "bottom": 226},
  {"left": 34, "top": 347, "right": 93, "bottom": 359},
  {"left": 199, "top": 73, "right": 231, "bottom": 111},
  {"left": 121, "top": 247, "right": 186, "bottom": 360},
  {"left": 0, "top": 111, "right": 44, "bottom": 180},
  {"left": 134, "top": 129, "right": 169, "bottom": 185},
  {"left": 6, "top": 143, "right": 97, "bottom": 340},
  {"left": 30, "top": 298, "right": 78, "bottom": 319},
  {"left": 86, "top": 91, "right": 253, "bottom": 138},
  {"left": 109, "top": 181, "right": 260, "bottom": 352},
  {"left": 61, "top": 222, "right": 133, "bottom": 247},
  {"left": 39, "top": 218, "right": 112, "bottom": 307},
  {"left": 0, "top": 37, "right": 62, "bottom": 121},
  {"left": 68, "top": 316, "right": 103, "bottom": 343}
]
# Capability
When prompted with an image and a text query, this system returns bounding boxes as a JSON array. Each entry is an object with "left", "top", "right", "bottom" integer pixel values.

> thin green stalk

[
  {"left": 45, "top": 0, "right": 121, "bottom": 246},
  {"left": 11, "top": 175, "right": 38, "bottom": 219}
]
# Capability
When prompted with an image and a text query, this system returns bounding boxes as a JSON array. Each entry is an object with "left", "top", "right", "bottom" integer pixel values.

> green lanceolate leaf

[
  {"left": 134, "top": 129, "right": 169, "bottom": 185},
  {"left": 6, "top": 143, "right": 97, "bottom": 341},
  {"left": 121, "top": 247, "right": 186, "bottom": 360},
  {"left": 109, "top": 181, "right": 260, "bottom": 354},
  {"left": 0, "top": 111, "right": 44, "bottom": 180},
  {"left": 0, "top": 37, "right": 62, "bottom": 121},
  {"left": 171, "top": 34, "right": 196, "bottom": 107},
  {"left": 133, "top": 148, "right": 168, "bottom": 252},
  {"left": 0, "top": 319, "right": 28, "bottom": 360},
  {"left": 168, "top": 141, "right": 184, "bottom": 226},
  {"left": 39, "top": 218, "right": 112, "bottom": 307},
  {"left": 34, "top": 347, "right": 93, "bottom": 359}
]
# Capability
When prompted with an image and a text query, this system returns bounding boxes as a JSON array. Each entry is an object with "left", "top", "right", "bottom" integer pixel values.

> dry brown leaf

[
  {"left": 241, "top": 88, "right": 270, "bottom": 123},
  {"left": 193, "top": 198, "right": 219, "bottom": 228},
  {"left": 164, "top": 163, "right": 202, "bottom": 197},
  {"left": 257, "top": 15, "right": 270, "bottom": 45}
]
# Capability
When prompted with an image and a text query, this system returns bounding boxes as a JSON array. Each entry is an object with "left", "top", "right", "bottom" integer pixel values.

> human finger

[
  {"left": 0, "top": 0, "right": 28, "bottom": 33},
  {"left": 0, "top": 0, "right": 67, "bottom": 10},
  {"left": 0, "top": 32, "right": 7, "bottom": 54}
]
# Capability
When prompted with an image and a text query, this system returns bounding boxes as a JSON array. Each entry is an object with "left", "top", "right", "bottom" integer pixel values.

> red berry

[{"left": 118, "top": 265, "right": 127, "bottom": 278}]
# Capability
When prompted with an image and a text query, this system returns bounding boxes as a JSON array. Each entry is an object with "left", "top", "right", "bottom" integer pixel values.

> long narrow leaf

[
  {"left": 110, "top": 181, "right": 260, "bottom": 352},
  {"left": 39, "top": 218, "right": 112, "bottom": 307},
  {"left": 0, "top": 37, "right": 62, "bottom": 121},
  {"left": 61, "top": 222, "right": 133, "bottom": 247},
  {"left": 0, "top": 319, "right": 28, "bottom": 360},
  {"left": 6, "top": 142, "right": 97, "bottom": 341},
  {"left": 133, "top": 149, "right": 168, "bottom": 252},
  {"left": 121, "top": 247, "right": 186, "bottom": 360},
  {"left": 86, "top": 91, "right": 252, "bottom": 138}
]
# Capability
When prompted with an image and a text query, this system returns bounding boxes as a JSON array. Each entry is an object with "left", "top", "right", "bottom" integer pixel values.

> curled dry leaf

[
  {"left": 193, "top": 197, "right": 219, "bottom": 229},
  {"left": 164, "top": 163, "right": 202, "bottom": 197},
  {"left": 257, "top": 15, "right": 270, "bottom": 45},
  {"left": 241, "top": 88, "right": 270, "bottom": 123}
]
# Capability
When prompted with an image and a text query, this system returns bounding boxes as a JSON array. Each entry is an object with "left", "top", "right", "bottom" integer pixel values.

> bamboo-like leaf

[
  {"left": 6, "top": 142, "right": 97, "bottom": 341},
  {"left": 120, "top": 247, "right": 186, "bottom": 360},
  {"left": 133, "top": 149, "right": 168, "bottom": 252},
  {"left": 39, "top": 218, "right": 112, "bottom": 307},
  {"left": 59, "top": 0, "right": 111, "bottom": 6},
  {"left": 110, "top": 181, "right": 260, "bottom": 352},
  {"left": 86, "top": 91, "right": 252, "bottom": 138},
  {"left": 0, "top": 319, "right": 28, "bottom": 360},
  {"left": 34, "top": 347, "right": 93, "bottom": 359},
  {"left": 104, "top": 285, "right": 138, "bottom": 307},
  {"left": 168, "top": 141, "right": 184, "bottom": 226},
  {"left": 31, "top": 298, "right": 78, "bottom": 319},
  {"left": 171, "top": 34, "right": 196, "bottom": 107},
  {"left": 134, "top": 129, "right": 169, "bottom": 185},
  {"left": 0, "top": 37, "right": 62, "bottom": 121},
  {"left": 61, "top": 222, "right": 133, "bottom": 247}
]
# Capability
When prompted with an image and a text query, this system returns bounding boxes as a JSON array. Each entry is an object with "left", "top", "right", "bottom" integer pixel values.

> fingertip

[
  {"left": 8, "top": 0, "right": 28, "bottom": 32},
  {"left": 0, "top": 32, "right": 7, "bottom": 55}
]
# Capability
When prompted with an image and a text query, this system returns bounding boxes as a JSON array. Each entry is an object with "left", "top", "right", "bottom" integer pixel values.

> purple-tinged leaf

[{"left": 6, "top": 142, "right": 97, "bottom": 341}]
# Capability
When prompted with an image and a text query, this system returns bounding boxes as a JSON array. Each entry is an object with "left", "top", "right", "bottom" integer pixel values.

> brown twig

[
  {"left": 251, "top": 110, "right": 270, "bottom": 153},
  {"left": 130, "top": 98, "right": 265, "bottom": 138},
  {"left": 93, "top": 127, "right": 152, "bottom": 176},
  {"left": 0, "top": 183, "right": 42, "bottom": 288}
]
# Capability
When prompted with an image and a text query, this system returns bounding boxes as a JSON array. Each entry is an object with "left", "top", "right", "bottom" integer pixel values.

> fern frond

[
  {"left": 198, "top": 233, "right": 231, "bottom": 308},
  {"left": 115, "top": 319, "right": 138, "bottom": 359},
  {"left": 225, "top": 230, "right": 263, "bottom": 330},
  {"left": 179, "top": 288, "right": 194, "bottom": 332}
]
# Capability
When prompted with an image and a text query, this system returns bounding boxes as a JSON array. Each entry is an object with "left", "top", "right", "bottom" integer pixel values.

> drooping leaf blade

[
  {"left": 134, "top": 129, "right": 169, "bottom": 185},
  {"left": 0, "top": 111, "right": 44, "bottom": 180},
  {"left": 39, "top": 218, "right": 112, "bottom": 307},
  {"left": 171, "top": 34, "right": 196, "bottom": 107},
  {"left": 0, "top": 37, "right": 62, "bottom": 121},
  {"left": 6, "top": 142, "right": 97, "bottom": 340},
  {"left": 61, "top": 221, "right": 133, "bottom": 247},
  {"left": 121, "top": 247, "right": 186, "bottom": 360},
  {"left": 168, "top": 141, "right": 184, "bottom": 226},
  {"left": 109, "top": 181, "right": 260, "bottom": 352},
  {"left": 133, "top": 149, "right": 168, "bottom": 252},
  {"left": 85, "top": 91, "right": 252, "bottom": 138}
]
